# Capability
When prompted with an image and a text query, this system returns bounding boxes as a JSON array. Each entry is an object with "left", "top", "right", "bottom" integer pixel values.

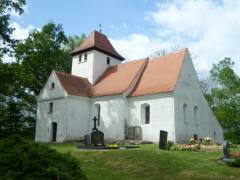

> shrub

[
  {"left": 0, "top": 135, "right": 86, "bottom": 179},
  {"left": 226, "top": 158, "right": 240, "bottom": 167}
]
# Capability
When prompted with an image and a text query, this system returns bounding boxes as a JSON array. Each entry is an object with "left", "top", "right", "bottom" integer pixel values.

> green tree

[
  {"left": 15, "top": 22, "right": 71, "bottom": 96},
  {"left": 68, "top": 34, "right": 86, "bottom": 51},
  {"left": 0, "top": 0, "right": 26, "bottom": 57},
  {"left": 208, "top": 58, "right": 240, "bottom": 143},
  {"left": 0, "top": 61, "right": 35, "bottom": 137},
  {"left": 0, "top": 22, "right": 73, "bottom": 137}
]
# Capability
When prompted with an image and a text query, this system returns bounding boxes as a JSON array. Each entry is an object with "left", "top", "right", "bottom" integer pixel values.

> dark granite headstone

[
  {"left": 223, "top": 140, "right": 230, "bottom": 159},
  {"left": 91, "top": 129, "right": 104, "bottom": 146},
  {"left": 193, "top": 134, "right": 198, "bottom": 141},
  {"left": 90, "top": 116, "right": 104, "bottom": 146},
  {"left": 159, "top": 130, "right": 168, "bottom": 149}
]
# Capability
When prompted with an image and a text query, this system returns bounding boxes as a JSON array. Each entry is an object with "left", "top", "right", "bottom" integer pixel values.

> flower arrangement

[
  {"left": 202, "top": 137, "right": 212, "bottom": 145},
  {"left": 189, "top": 138, "right": 198, "bottom": 145},
  {"left": 105, "top": 144, "right": 119, "bottom": 148},
  {"left": 170, "top": 143, "right": 200, "bottom": 152}
]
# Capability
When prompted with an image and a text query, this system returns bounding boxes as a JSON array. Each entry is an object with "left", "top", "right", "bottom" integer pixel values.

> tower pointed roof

[{"left": 71, "top": 30, "right": 125, "bottom": 60}]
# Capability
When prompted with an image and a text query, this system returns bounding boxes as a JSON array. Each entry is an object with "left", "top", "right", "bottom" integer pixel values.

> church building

[{"left": 35, "top": 30, "right": 223, "bottom": 143}]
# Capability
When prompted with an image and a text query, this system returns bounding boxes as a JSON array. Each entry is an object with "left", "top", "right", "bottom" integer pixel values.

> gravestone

[
  {"left": 84, "top": 134, "right": 91, "bottom": 146},
  {"left": 91, "top": 129, "right": 104, "bottom": 146},
  {"left": 91, "top": 116, "right": 104, "bottom": 146},
  {"left": 223, "top": 140, "right": 230, "bottom": 159},
  {"left": 193, "top": 134, "right": 198, "bottom": 141},
  {"left": 159, "top": 130, "right": 168, "bottom": 149}
]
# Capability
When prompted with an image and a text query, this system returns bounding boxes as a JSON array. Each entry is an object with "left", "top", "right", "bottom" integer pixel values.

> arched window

[
  {"left": 106, "top": 57, "right": 110, "bottom": 65},
  {"left": 141, "top": 103, "right": 150, "bottom": 125},
  {"left": 194, "top": 106, "right": 198, "bottom": 126},
  {"left": 84, "top": 53, "right": 87, "bottom": 61},
  {"left": 49, "top": 102, "right": 53, "bottom": 113},
  {"left": 183, "top": 103, "right": 187, "bottom": 124},
  {"left": 78, "top": 54, "right": 82, "bottom": 63}
]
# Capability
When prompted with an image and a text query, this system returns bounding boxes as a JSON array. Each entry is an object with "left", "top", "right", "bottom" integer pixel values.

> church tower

[{"left": 71, "top": 31, "right": 125, "bottom": 84}]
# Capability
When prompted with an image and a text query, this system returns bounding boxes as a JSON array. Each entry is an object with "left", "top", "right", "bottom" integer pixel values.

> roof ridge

[
  {"left": 150, "top": 48, "right": 188, "bottom": 61},
  {"left": 130, "top": 48, "right": 187, "bottom": 97},
  {"left": 93, "top": 58, "right": 148, "bottom": 85},
  {"left": 123, "top": 57, "right": 149, "bottom": 97},
  {"left": 71, "top": 30, "right": 125, "bottom": 60}
]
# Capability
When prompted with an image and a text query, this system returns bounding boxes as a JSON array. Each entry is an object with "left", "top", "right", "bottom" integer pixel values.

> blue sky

[
  {"left": 14, "top": 0, "right": 158, "bottom": 38},
  {"left": 8, "top": 0, "right": 240, "bottom": 77}
]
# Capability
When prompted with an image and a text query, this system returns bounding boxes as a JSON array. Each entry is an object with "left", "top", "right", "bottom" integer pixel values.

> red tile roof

[
  {"left": 71, "top": 31, "right": 125, "bottom": 60},
  {"left": 55, "top": 49, "right": 187, "bottom": 98},
  {"left": 92, "top": 58, "right": 147, "bottom": 97},
  {"left": 130, "top": 49, "right": 187, "bottom": 97},
  {"left": 55, "top": 71, "right": 92, "bottom": 97}
]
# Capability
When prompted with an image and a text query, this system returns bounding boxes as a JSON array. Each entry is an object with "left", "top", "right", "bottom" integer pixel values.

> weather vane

[{"left": 99, "top": 24, "right": 102, "bottom": 32}]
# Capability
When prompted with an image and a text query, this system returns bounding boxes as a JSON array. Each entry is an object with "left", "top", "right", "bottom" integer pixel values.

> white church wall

[
  {"left": 38, "top": 71, "right": 68, "bottom": 101},
  {"left": 174, "top": 51, "right": 223, "bottom": 143},
  {"left": 71, "top": 50, "right": 94, "bottom": 83},
  {"left": 36, "top": 72, "right": 68, "bottom": 142},
  {"left": 90, "top": 95, "right": 128, "bottom": 140},
  {"left": 64, "top": 96, "right": 90, "bottom": 141},
  {"left": 35, "top": 98, "right": 68, "bottom": 142},
  {"left": 128, "top": 94, "right": 175, "bottom": 143},
  {"left": 35, "top": 71, "right": 91, "bottom": 142},
  {"left": 35, "top": 96, "right": 90, "bottom": 143},
  {"left": 93, "top": 50, "right": 121, "bottom": 84},
  {"left": 71, "top": 50, "right": 122, "bottom": 84}
]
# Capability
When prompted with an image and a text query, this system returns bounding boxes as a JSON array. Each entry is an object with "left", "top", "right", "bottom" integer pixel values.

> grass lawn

[{"left": 49, "top": 143, "right": 240, "bottom": 180}]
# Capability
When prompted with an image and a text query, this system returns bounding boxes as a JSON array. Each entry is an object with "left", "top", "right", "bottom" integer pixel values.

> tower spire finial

[{"left": 99, "top": 24, "right": 102, "bottom": 33}]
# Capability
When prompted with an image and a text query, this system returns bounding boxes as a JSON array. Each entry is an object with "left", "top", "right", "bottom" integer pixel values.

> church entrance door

[{"left": 52, "top": 122, "right": 57, "bottom": 142}]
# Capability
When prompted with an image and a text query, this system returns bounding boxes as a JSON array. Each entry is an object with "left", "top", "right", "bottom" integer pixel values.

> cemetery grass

[{"left": 49, "top": 143, "right": 240, "bottom": 180}]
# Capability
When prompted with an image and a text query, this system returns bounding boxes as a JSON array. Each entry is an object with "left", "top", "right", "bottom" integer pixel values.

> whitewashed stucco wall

[
  {"left": 71, "top": 50, "right": 121, "bottom": 84},
  {"left": 71, "top": 50, "right": 94, "bottom": 83},
  {"left": 35, "top": 72, "right": 91, "bottom": 142},
  {"left": 174, "top": 52, "right": 223, "bottom": 143},
  {"left": 128, "top": 94, "right": 175, "bottom": 142},
  {"left": 90, "top": 95, "right": 128, "bottom": 140},
  {"left": 64, "top": 96, "right": 90, "bottom": 141},
  {"left": 36, "top": 98, "right": 68, "bottom": 142},
  {"left": 36, "top": 72, "right": 68, "bottom": 142},
  {"left": 93, "top": 50, "right": 121, "bottom": 84}
]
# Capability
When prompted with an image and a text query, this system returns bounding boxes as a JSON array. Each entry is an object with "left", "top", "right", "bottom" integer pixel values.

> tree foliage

[
  {"left": 0, "top": 22, "right": 74, "bottom": 137},
  {"left": 0, "top": 0, "right": 26, "bottom": 57},
  {"left": 15, "top": 22, "right": 72, "bottom": 95},
  {"left": 205, "top": 57, "right": 240, "bottom": 143},
  {"left": 68, "top": 34, "right": 86, "bottom": 51}
]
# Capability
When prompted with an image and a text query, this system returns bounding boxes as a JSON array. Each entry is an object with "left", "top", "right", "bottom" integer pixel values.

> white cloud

[
  {"left": 110, "top": 34, "right": 169, "bottom": 60},
  {"left": 111, "top": 0, "right": 240, "bottom": 77},
  {"left": 3, "top": 22, "right": 35, "bottom": 63},
  {"left": 10, "top": 22, "right": 35, "bottom": 40},
  {"left": 110, "top": 33, "right": 179, "bottom": 61}
]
